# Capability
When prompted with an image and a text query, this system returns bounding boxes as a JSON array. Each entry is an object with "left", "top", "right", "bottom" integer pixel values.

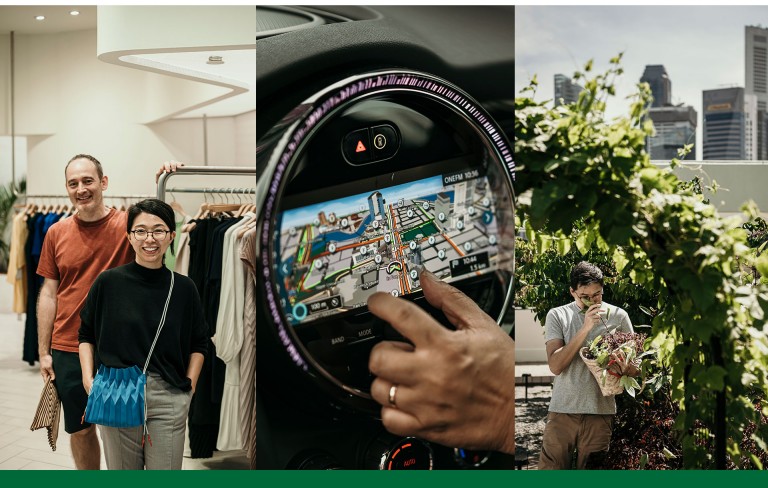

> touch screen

[{"left": 275, "top": 167, "right": 501, "bottom": 325}]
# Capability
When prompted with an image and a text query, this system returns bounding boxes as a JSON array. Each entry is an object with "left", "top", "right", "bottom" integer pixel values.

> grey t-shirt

[{"left": 544, "top": 301, "right": 633, "bottom": 415}]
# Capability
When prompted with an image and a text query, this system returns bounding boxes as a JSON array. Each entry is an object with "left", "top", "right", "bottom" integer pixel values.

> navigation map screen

[{"left": 275, "top": 168, "right": 501, "bottom": 325}]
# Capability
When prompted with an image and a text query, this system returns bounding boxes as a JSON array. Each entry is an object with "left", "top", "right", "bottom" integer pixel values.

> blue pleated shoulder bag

[{"left": 83, "top": 270, "right": 174, "bottom": 446}]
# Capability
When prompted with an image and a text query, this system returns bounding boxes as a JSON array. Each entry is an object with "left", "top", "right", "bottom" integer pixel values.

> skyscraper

[
  {"left": 746, "top": 25, "right": 768, "bottom": 159},
  {"left": 640, "top": 65, "right": 672, "bottom": 107},
  {"left": 703, "top": 87, "right": 757, "bottom": 160},
  {"left": 368, "top": 191, "right": 386, "bottom": 219},
  {"left": 647, "top": 106, "right": 697, "bottom": 161},
  {"left": 554, "top": 74, "right": 585, "bottom": 106},
  {"left": 641, "top": 65, "right": 696, "bottom": 161}
]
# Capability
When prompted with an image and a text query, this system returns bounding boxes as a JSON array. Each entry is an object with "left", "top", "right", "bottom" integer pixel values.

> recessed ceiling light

[
  {"left": 207, "top": 56, "right": 224, "bottom": 65},
  {"left": 35, "top": 15, "right": 45, "bottom": 21},
  {"left": 70, "top": 11, "right": 80, "bottom": 16}
]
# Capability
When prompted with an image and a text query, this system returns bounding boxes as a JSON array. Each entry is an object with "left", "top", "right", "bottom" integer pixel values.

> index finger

[
  {"left": 420, "top": 270, "right": 495, "bottom": 331},
  {"left": 367, "top": 292, "right": 448, "bottom": 347}
]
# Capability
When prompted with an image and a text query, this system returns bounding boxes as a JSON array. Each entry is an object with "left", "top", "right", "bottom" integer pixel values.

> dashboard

[{"left": 256, "top": 6, "right": 515, "bottom": 470}]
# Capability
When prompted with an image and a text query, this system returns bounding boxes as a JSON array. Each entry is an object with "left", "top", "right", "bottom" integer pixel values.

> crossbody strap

[{"left": 143, "top": 269, "right": 175, "bottom": 374}]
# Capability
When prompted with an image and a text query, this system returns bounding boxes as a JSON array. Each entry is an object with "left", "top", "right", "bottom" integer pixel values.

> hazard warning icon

[{"left": 343, "top": 128, "right": 372, "bottom": 164}]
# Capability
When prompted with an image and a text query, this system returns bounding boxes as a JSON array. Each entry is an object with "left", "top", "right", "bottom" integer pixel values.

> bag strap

[{"left": 142, "top": 269, "right": 175, "bottom": 374}]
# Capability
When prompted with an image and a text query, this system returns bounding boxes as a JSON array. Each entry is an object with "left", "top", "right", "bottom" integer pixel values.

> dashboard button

[
  {"left": 342, "top": 128, "right": 372, "bottom": 164},
  {"left": 371, "top": 124, "right": 398, "bottom": 160}
]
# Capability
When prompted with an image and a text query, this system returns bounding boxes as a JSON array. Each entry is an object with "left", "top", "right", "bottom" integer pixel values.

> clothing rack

[
  {"left": 18, "top": 193, "right": 154, "bottom": 200},
  {"left": 156, "top": 166, "right": 257, "bottom": 201},
  {"left": 166, "top": 187, "right": 255, "bottom": 196}
]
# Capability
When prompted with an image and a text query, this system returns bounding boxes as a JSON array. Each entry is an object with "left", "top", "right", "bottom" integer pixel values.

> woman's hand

[{"left": 82, "top": 376, "right": 94, "bottom": 396}]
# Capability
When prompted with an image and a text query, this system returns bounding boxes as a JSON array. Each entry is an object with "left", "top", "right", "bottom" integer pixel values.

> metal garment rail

[
  {"left": 156, "top": 166, "right": 256, "bottom": 201},
  {"left": 165, "top": 187, "right": 256, "bottom": 194},
  {"left": 19, "top": 193, "right": 154, "bottom": 200}
]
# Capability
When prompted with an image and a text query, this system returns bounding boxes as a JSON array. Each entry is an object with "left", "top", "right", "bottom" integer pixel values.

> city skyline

[{"left": 515, "top": 6, "right": 768, "bottom": 160}]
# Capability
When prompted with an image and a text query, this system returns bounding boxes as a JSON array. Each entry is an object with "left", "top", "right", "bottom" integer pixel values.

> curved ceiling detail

[{"left": 96, "top": 5, "right": 255, "bottom": 122}]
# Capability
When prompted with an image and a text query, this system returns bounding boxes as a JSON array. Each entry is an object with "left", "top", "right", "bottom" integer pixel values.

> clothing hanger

[{"left": 169, "top": 191, "right": 187, "bottom": 217}]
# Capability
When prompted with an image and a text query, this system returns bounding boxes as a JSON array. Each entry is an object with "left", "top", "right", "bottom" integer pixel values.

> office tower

[
  {"left": 647, "top": 106, "right": 697, "bottom": 161},
  {"left": 368, "top": 191, "right": 386, "bottom": 218},
  {"left": 435, "top": 192, "right": 451, "bottom": 221},
  {"left": 703, "top": 87, "right": 757, "bottom": 160},
  {"left": 641, "top": 65, "right": 672, "bottom": 107},
  {"left": 554, "top": 74, "right": 585, "bottom": 106},
  {"left": 746, "top": 25, "right": 768, "bottom": 159}
]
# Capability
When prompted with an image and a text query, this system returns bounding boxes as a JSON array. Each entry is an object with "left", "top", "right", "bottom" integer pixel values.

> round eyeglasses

[
  {"left": 130, "top": 229, "right": 170, "bottom": 241},
  {"left": 577, "top": 291, "right": 603, "bottom": 302}
]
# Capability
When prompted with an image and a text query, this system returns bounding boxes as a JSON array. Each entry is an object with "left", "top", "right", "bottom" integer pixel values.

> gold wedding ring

[{"left": 388, "top": 384, "right": 398, "bottom": 407}]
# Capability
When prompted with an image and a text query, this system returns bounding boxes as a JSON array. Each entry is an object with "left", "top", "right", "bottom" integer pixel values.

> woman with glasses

[
  {"left": 78, "top": 198, "right": 207, "bottom": 469},
  {"left": 538, "top": 261, "right": 635, "bottom": 470}
]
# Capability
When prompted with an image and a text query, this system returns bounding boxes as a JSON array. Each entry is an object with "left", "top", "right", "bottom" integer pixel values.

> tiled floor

[{"left": 0, "top": 274, "right": 249, "bottom": 470}]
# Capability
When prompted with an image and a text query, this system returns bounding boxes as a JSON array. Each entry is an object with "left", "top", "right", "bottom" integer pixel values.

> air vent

[{"left": 256, "top": 6, "right": 325, "bottom": 40}]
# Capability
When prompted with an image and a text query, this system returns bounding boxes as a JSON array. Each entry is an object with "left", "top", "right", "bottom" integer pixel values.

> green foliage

[
  {"left": 515, "top": 58, "right": 768, "bottom": 469},
  {"left": 514, "top": 217, "right": 659, "bottom": 326}
]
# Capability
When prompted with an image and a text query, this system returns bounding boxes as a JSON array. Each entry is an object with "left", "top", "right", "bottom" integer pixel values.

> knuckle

[{"left": 393, "top": 301, "right": 415, "bottom": 326}]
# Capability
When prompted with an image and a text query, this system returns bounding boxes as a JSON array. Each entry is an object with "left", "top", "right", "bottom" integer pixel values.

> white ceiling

[
  {"left": 0, "top": 6, "right": 96, "bottom": 34},
  {"left": 0, "top": 5, "right": 255, "bottom": 119}
]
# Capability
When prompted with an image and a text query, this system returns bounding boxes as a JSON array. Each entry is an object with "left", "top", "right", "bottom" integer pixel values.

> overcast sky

[{"left": 515, "top": 6, "right": 768, "bottom": 160}]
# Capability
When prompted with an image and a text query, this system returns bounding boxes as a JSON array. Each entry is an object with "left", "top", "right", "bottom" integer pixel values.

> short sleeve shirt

[
  {"left": 37, "top": 208, "right": 134, "bottom": 352},
  {"left": 544, "top": 301, "right": 633, "bottom": 415}
]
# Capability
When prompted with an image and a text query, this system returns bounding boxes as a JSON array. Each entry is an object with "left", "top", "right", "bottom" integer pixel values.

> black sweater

[{"left": 79, "top": 261, "right": 208, "bottom": 391}]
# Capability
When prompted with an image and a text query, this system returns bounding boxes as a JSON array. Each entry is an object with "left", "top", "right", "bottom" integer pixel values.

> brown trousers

[{"left": 538, "top": 412, "right": 614, "bottom": 469}]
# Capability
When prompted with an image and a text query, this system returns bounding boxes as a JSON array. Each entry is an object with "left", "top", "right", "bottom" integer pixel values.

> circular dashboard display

[
  {"left": 379, "top": 438, "right": 434, "bottom": 470},
  {"left": 257, "top": 70, "right": 515, "bottom": 412}
]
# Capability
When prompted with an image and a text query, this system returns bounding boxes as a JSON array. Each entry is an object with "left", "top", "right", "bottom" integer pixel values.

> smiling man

[
  {"left": 36, "top": 154, "right": 181, "bottom": 469},
  {"left": 539, "top": 261, "right": 634, "bottom": 470}
]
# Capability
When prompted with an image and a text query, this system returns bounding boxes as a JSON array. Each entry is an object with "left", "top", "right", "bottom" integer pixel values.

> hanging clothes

[
  {"left": 165, "top": 213, "right": 190, "bottom": 272},
  {"left": 239, "top": 226, "right": 257, "bottom": 467},
  {"left": 21, "top": 209, "right": 65, "bottom": 365},
  {"left": 214, "top": 212, "right": 256, "bottom": 452},
  {"left": 6, "top": 211, "right": 29, "bottom": 314},
  {"left": 158, "top": 184, "right": 256, "bottom": 461},
  {"left": 186, "top": 217, "right": 232, "bottom": 458}
]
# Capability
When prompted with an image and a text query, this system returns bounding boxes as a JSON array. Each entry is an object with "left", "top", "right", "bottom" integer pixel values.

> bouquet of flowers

[
  {"left": 577, "top": 301, "right": 651, "bottom": 397},
  {"left": 580, "top": 331, "right": 648, "bottom": 397}
]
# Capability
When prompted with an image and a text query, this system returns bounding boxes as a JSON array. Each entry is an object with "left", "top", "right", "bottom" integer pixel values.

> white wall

[
  {"left": 0, "top": 29, "right": 253, "bottom": 197},
  {"left": 515, "top": 308, "right": 548, "bottom": 363},
  {"left": 235, "top": 110, "right": 255, "bottom": 167}
]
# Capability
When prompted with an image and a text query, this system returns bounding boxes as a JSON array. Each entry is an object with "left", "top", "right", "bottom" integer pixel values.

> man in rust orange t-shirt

[{"left": 37, "top": 154, "right": 182, "bottom": 470}]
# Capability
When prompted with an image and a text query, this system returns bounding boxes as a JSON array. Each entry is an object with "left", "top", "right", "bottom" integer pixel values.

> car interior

[{"left": 256, "top": 5, "right": 516, "bottom": 470}]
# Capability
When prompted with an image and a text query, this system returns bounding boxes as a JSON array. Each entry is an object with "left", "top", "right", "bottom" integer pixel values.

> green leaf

[
  {"left": 662, "top": 448, "right": 677, "bottom": 459},
  {"left": 639, "top": 453, "right": 649, "bottom": 469},
  {"left": 639, "top": 305, "right": 654, "bottom": 316},
  {"left": 694, "top": 365, "right": 728, "bottom": 391},
  {"left": 613, "top": 247, "right": 629, "bottom": 273},
  {"left": 756, "top": 253, "right": 768, "bottom": 277},
  {"left": 576, "top": 230, "right": 595, "bottom": 256}
]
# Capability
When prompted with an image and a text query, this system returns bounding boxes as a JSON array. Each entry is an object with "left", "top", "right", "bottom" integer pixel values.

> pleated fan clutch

[{"left": 30, "top": 376, "right": 61, "bottom": 451}]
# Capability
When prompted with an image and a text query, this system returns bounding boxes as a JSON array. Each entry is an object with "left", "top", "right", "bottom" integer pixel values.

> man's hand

[
  {"left": 155, "top": 160, "right": 185, "bottom": 183},
  {"left": 367, "top": 270, "right": 516, "bottom": 454},
  {"left": 40, "top": 353, "right": 55, "bottom": 382},
  {"left": 582, "top": 303, "right": 605, "bottom": 332}
]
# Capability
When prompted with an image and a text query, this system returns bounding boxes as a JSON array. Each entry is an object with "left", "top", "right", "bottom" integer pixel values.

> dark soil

[{"left": 514, "top": 385, "right": 551, "bottom": 470}]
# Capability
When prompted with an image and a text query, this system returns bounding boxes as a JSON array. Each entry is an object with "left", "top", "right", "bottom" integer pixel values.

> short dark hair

[
  {"left": 65, "top": 154, "right": 104, "bottom": 179},
  {"left": 127, "top": 198, "right": 176, "bottom": 256},
  {"left": 570, "top": 261, "right": 604, "bottom": 290}
]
